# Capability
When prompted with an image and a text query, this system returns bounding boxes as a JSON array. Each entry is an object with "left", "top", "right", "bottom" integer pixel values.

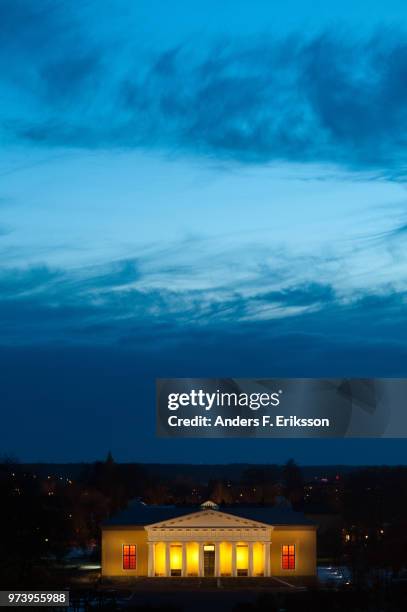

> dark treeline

[{"left": 22, "top": 462, "right": 361, "bottom": 483}]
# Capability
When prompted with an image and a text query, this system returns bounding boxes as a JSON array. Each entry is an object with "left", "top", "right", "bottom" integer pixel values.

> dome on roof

[{"left": 200, "top": 500, "right": 219, "bottom": 510}]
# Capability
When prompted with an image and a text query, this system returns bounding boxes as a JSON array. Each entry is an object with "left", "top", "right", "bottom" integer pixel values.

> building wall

[
  {"left": 270, "top": 527, "right": 316, "bottom": 576},
  {"left": 102, "top": 527, "right": 148, "bottom": 577}
]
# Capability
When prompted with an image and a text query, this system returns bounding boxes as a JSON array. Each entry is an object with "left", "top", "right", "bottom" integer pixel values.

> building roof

[{"left": 103, "top": 501, "right": 315, "bottom": 527}]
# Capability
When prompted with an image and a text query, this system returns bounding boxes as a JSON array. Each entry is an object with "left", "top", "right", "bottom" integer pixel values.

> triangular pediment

[{"left": 146, "top": 509, "right": 270, "bottom": 529}]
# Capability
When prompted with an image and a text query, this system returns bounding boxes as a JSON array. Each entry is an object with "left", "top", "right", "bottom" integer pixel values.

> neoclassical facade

[{"left": 102, "top": 501, "right": 316, "bottom": 578}]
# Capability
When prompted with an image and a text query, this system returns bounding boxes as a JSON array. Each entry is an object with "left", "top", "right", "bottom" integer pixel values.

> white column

[
  {"left": 199, "top": 543, "right": 204, "bottom": 577},
  {"left": 165, "top": 542, "right": 171, "bottom": 577},
  {"left": 182, "top": 543, "right": 187, "bottom": 576},
  {"left": 214, "top": 542, "right": 220, "bottom": 577},
  {"left": 248, "top": 542, "right": 254, "bottom": 577},
  {"left": 264, "top": 542, "right": 271, "bottom": 577},
  {"left": 231, "top": 542, "right": 237, "bottom": 577},
  {"left": 148, "top": 542, "right": 154, "bottom": 577}
]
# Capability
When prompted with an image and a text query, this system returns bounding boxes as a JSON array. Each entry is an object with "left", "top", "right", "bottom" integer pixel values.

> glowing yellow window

[
  {"left": 252, "top": 542, "right": 265, "bottom": 576},
  {"left": 219, "top": 542, "right": 232, "bottom": 576},
  {"left": 170, "top": 544, "right": 182, "bottom": 576},
  {"left": 186, "top": 542, "right": 199, "bottom": 576},
  {"left": 236, "top": 543, "right": 248, "bottom": 576},
  {"left": 154, "top": 542, "right": 166, "bottom": 576}
]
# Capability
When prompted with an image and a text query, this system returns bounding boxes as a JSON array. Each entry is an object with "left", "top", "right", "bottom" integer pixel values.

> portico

[{"left": 146, "top": 509, "right": 273, "bottom": 576}]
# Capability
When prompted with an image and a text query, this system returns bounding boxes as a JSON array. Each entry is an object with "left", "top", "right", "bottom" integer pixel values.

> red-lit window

[
  {"left": 282, "top": 545, "right": 295, "bottom": 570},
  {"left": 123, "top": 545, "right": 136, "bottom": 569}
]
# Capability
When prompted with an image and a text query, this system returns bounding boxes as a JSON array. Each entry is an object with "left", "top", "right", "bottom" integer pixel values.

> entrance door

[{"left": 203, "top": 545, "right": 215, "bottom": 576}]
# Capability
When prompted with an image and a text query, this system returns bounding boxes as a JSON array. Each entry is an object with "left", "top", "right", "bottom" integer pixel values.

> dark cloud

[
  {"left": 0, "top": 251, "right": 406, "bottom": 355},
  {"left": 2, "top": 2, "right": 407, "bottom": 173},
  {"left": 1, "top": 258, "right": 406, "bottom": 371},
  {"left": 40, "top": 52, "right": 103, "bottom": 104},
  {"left": 0, "top": 265, "right": 61, "bottom": 298}
]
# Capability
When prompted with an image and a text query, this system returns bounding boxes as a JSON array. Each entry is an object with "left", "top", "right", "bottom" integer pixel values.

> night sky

[{"left": 1, "top": 1, "right": 407, "bottom": 463}]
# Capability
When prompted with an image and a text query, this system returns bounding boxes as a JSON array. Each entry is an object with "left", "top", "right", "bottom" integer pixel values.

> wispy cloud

[
  {"left": 0, "top": 221, "right": 406, "bottom": 346},
  {"left": 2, "top": 2, "right": 407, "bottom": 174}
]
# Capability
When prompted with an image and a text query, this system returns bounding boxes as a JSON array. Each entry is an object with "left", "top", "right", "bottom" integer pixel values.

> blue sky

[{"left": 1, "top": 0, "right": 407, "bottom": 462}]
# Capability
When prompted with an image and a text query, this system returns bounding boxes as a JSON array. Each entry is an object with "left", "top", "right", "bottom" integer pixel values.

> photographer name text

[{"left": 167, "top": 414, "right": 330, "bottom": 428}]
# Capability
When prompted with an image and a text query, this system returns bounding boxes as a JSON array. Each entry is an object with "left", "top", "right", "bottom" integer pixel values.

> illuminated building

[{"left": 102, "top": 500, "right": 317, "bottom": 578}]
